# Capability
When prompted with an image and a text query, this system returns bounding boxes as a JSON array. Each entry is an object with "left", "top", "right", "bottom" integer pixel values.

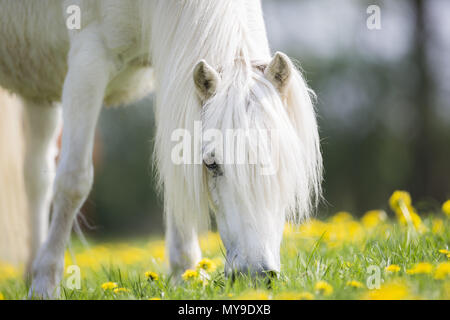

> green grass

[{"left": 0, "top": 212, "right": 449, "bottom": 300}]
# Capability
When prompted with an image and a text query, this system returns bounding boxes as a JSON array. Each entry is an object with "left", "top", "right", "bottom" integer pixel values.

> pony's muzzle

[{"left": 225, "top": 261, "right": 280, "bottom": 280}]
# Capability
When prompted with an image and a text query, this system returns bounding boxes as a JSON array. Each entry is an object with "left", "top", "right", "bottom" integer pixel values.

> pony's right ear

[
  {"left": 193, "top": 60, "right": 220, "bottom": 101},
  {"left": 265, "top": 52, "right": 292, "bottom": 96}
]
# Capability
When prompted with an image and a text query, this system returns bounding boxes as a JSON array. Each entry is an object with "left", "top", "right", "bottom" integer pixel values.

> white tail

[{"left": 0, "top": 88, "right": 30, "bottom": 266}]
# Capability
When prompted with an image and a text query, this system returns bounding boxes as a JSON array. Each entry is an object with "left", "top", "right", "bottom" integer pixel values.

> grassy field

[{"left": 1, "top": 192, "right": 449, "bottom": 300}]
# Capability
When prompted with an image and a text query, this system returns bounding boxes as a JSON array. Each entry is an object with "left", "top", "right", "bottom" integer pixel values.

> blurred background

[{"left": 83, "top": 0, "right": 450, "bottom": 239}]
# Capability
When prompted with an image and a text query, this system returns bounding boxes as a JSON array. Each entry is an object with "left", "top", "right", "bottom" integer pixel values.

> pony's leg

[
  {"left": 22, "top": 101, "right": 62, "bottom": 275},
  {"left": 30, "top": 35, "right": 115, "bottom": 298},
  {"left": 166, "top": 212, "right": 202, "bottom": 276}
]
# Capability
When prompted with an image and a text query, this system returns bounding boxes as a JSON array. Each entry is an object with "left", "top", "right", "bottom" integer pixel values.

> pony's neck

[{"left": 243, "top": 0, "right": 271, "bottom": 62}]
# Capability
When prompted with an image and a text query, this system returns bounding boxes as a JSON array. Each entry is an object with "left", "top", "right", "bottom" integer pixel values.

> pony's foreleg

[
  {"left": 166, "top": 212, "right": 202, "bottom": 276},
  {"left": 22, "top": 101, "right": 62, "bottom": 276},
  {"left": 30, "top": 36, "right": 115, "bottom": 299}
]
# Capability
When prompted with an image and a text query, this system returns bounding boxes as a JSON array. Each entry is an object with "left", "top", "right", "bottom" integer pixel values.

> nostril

[
  {"left": 225, "top": 264, "right": 279, "bottom": 279},
  {"left": 262, "top": 270, "right": 279, "bottom": 279},
  {"left": 223, "top": 255, "right": 280, "bottom": 279},
  {"left": 261, "top": 270, "right": 279, "bottom": 288}
]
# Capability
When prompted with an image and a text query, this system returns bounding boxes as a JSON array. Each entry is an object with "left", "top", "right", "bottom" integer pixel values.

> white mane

[{"left": 144, "top": 0, "right": 322, "bottom": 234}]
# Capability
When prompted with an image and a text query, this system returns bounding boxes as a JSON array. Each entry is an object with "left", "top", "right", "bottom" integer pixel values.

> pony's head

[{"left": 192, "top": 52, "right": 322, "bottom": 276}]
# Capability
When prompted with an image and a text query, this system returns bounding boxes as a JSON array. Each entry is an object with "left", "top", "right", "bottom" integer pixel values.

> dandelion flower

[
  {"left": 387, "top": 190, "right": 425, "bottom": 231},
  {"left": 388, "top": 191, "right": 424, "bottom": 231},
  {"left": 439, "top": 249, "right": 450, "bottom": 255},
  {"left": 385, "top": 265, "right": 401, "bottom": 273},
  {"left": 315, "top": 280, "right": 333, "bottom": 296},
  {"left": 389, "top": 191, "right": 412, "bottom": 211},
  {"left": 113, "top": 288, "right": 130, "bottom": 294},
  {"left": 330, "top": 211, "right": 353, "bottom": 223},
  {"left": 396, "top": 204, "right": 423, "bottom": 230},
  {"left": 182, "top": 269, "right": 199, "bottom": 281},
  {"left": 149, "top": 297, "right": 161, "bottom": 300},
  {"left": 362, "top": 281, "right": 410, "bottom": 300},
  {"left": 197, "top": 258, "right": 217, "bottom": 273},
  {"left": 434, "top": 262, "right": 450, "bottom": 280},
  {"left": 406, "top": 262, "right": 433, "bottom": 275},
  {"left": 442, "top": 200, "right": 450, "bottom": 217},
  {"left": 145, "top": 271, "right": 159, "bottom": 281},
  {"left": 101, "top": 282, "right": 118, "bottom": 290},
  {"left": 346, "top": 280, "right": 364, "bottom": 288},
  {"left": 0, "top": 293, "right": 4, "bottom": 300},
  {"left": 361, "top": 210, "right": 387, "bottom": 228}
]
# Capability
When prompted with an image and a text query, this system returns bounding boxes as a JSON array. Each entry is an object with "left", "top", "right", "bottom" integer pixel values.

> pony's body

[
  {"left": 0, "top": 1, "right": 152, "bottom": 105},
  {"left": 0, "top": 0, "right": 322, "bottom": 298}
]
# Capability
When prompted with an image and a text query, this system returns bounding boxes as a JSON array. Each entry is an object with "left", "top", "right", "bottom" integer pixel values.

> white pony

[{"left": 0, "top": 0, "right": 322, "bottom": 298}]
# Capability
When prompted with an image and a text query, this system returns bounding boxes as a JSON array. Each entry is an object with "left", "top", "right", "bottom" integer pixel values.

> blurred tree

[{"left": 410, "top": 0, "right": 433, "bottom": 199}]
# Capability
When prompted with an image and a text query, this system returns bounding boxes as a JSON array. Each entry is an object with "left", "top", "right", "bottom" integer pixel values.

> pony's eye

[{"left": 205, "top": 161, "right": 218, "bottom": 171}]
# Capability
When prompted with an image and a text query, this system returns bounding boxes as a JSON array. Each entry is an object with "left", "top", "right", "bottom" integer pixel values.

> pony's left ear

[
  {"left": 265, "top": 52, "right": 292, "bottom": 95},
  {"left": 193, "top": 60, "right": 220, "bottom": 101}
]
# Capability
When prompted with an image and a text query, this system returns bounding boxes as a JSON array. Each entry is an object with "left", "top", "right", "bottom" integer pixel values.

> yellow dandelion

[
  {"left": 145, "top": 271, "right": 159, "bottom": 281},
  {"left": 434, "top": 262, "right": 450, "bottom": 280},
  {"left": 392, "top": 202, "right": 425, "bottom": 231},
  {"left": 399, "top": 205, "right": 422, "bottom": 228},
  {"left": 113, "top": 288, "right": 130, "bottom": 294},
  {"left": 388, "top": 191, "right": 424, "bottom": 231},
  {"left": 315, "top": 280, "right": 333, "bottom": 296},
  {"left": 442, "top": 200, "right": 450, "bottom": 217},
  {"left": 362, "top": 281, "right": 410, "bottom": 300},
  {"left": 385, "top": 264, "right": 401, "bottom": 273},
  {"left": 235, "top": 290, "right": 269, "bottom": 300},
  {"left": 197, "top": 258, "right": 217, "bottom": 273},
  {"left": 407, "top": 207, "right": 424, "bottom": 230},
  {"left": 439, "top": 249, "right": 450, "bottom": 255},
  {"left": 346, "top": 280, "right": 364, "bottom": 288},
  {"left": 361, "top": 210, "right": 387, "bottom": 228},
  {"left": 330, "top": 211, "right": 353, "bottom": 223},
  {"left": 275, "top": 291, "right": 314, "bottom": 300},
  {"left": 182, "top": 269, "right": 199, "bottom": 281},
  {"left": 101, "top": 282, "right": 118, "bottom": 290},
  {"left": 149, "top": 297, "right": 161, "bottom": 300},
  {"left": 0, "top": 293, "right": 4, "bottom": 300},
  {"left": 406, "top": 262, "right": 433, "bottom": 275},
  {"left": 389, "top": 191, "right": 412, "bottom": 211}
]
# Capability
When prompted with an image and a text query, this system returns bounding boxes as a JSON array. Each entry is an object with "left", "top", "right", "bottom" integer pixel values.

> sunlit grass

[{"left": 0, "top": 193, "right": 449, "bottom": 300}]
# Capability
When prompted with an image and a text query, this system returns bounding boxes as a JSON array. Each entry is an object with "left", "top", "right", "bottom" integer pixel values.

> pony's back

[{"left": 0, "top": 88, "right": 29, "bottom": 266}]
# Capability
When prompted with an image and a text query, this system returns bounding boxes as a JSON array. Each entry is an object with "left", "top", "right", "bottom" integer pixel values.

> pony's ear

[
  {"left": 265, "top": 52, "right": 292, "bottom": 95},
  {"left": 193, "top": 60, "right": 220, "bottom": 101}
]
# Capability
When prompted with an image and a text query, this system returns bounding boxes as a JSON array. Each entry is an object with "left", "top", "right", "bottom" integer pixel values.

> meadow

[{"left": 1, "top": 191, "right": 449, "bottom": 300}]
